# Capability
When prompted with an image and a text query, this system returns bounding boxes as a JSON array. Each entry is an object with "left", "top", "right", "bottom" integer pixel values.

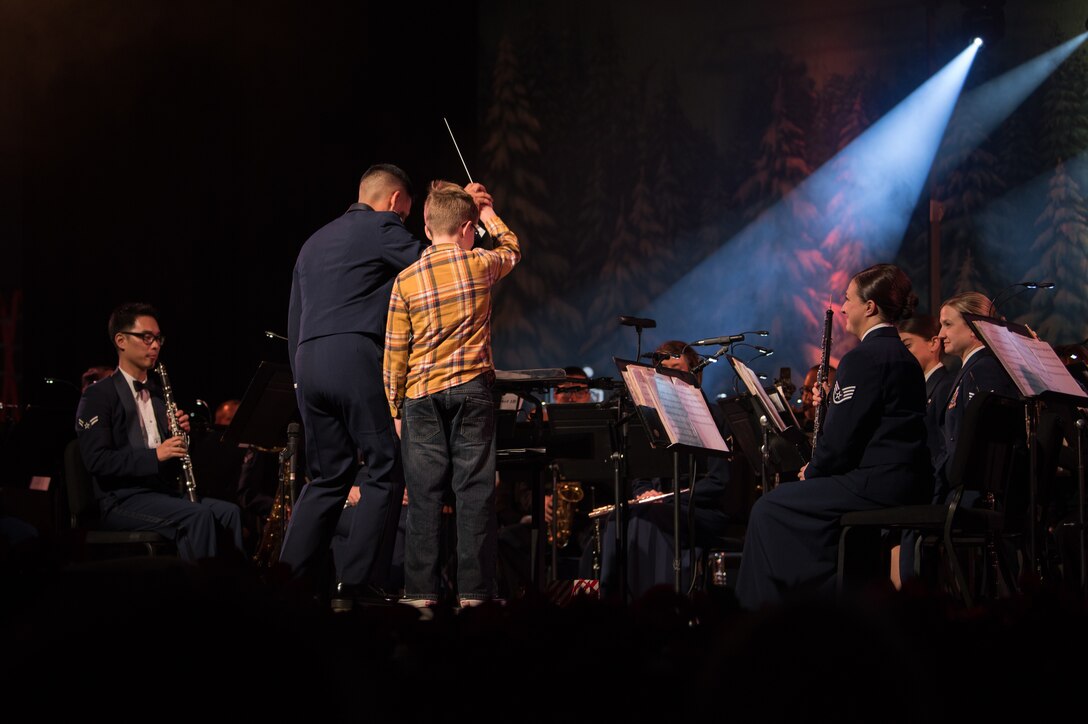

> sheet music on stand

[
  {"left": 614, "top": 356, "right": 728, "bottom": 595},
  {"left": 728, "top": 356, "right": 789, "bottom": 432},
  {"left": 616, "top": 359, "right": 728, "bottom": 453},
  {"left": 772, "top": 384, "right": 803, "bottom": 430},
  {"left": 964, "top": 313, "right": 1088, "bottom": 573},
  {"left": 964, "top": 315, "right": 1088, "bottom": 402}
]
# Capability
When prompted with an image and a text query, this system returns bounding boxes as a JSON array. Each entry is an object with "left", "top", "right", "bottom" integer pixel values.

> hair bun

[{"left": 897, "top": 291, "right": 918, "bottom": 320}]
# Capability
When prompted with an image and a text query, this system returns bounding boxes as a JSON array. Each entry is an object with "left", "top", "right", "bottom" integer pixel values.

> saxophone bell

[
  {"left": 254, "top": 423, "right": 300, "bottom": 567},
  {"left": 549, "top": 480, "right": 585, "bottom": 549}
]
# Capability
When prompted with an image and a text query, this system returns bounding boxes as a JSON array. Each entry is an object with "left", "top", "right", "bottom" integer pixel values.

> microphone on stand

[
  {"left": 620, "top": 316, "right": 657, "bottom": 328},
  {"left": 690, "top": 356, "right": 720, "bottom": 375},
  {"left": 639, "top": 352, "right": 679, "bottom": 364},
  {"left": 689, "top": 330, "right": 769, "bottom": 347},
  {"left": 621, "top": 315, "right": 656, "bottom": 361},
  {"left": 987, "top": 282, "right": 1055, "bottom": 317},
  {"left": 690, "top": 334, "right": 745, "bottom": 346}
]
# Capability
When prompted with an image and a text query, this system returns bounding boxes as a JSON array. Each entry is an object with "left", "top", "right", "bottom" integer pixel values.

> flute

[{"left": 588, "top": 488, "right": 691, "bottom": 519}]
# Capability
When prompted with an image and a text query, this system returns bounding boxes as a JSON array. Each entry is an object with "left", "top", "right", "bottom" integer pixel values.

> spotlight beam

[
  {"left": 943, "top": 32, "right": 1088, "bottom": 163},
  {"left": 613, "top": 42, "right": 981, "bottom": 395}
]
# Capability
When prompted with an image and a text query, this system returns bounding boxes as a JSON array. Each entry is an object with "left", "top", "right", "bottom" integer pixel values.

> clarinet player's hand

[
  {"left": 173, "top": 409, "right": 191, "bottom": 433},
  {"left": 157, "top": 435, "right": 188, "bottom": 462}
]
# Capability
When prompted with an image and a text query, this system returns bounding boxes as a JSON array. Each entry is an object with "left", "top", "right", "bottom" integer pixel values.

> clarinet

[
  {"left": 811, "top": 303, "right": 834, "bottom": 454},
  {"left": 156, "top": 362, "right": 198, "bottom": 502}
]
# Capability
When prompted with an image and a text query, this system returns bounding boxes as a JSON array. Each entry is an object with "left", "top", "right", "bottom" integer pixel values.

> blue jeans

[{"left": 403, "top": 372, "right": 497, "bottom": 601}]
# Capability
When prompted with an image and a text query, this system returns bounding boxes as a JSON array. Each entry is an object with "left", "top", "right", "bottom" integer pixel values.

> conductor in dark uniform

[
  {"left": 282, "top": 164, "right": 425, "bottom": 600},
  {"left": 736, "top": 264, "right": 932, "bottom": 609},
  {"left": 76, "top": 303, "right": 244, "bottom": 562}
]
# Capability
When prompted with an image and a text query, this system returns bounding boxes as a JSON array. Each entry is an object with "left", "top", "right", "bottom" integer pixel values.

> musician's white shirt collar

[
  {"left": 962, "top": 344, "right": 985, "bottom": 366},
  {"left": 118, "top": 368, "right": 148, "bottom": 397},
  {"left": 118, "top": 368, "right": 161, "bottom": 448},
  {"left": 862, "top": 322, "right": 894, "bottom": 340}
]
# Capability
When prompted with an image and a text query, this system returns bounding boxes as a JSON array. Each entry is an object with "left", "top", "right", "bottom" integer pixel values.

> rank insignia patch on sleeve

[{"left": 832, "top": 382, "right": 856, "bottom": 404}]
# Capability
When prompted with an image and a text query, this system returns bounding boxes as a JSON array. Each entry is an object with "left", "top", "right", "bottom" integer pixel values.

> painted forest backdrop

[
  {"left": 476, "top": 2, "right": 1088, "bottom": 399},
  {"left": 1, "top": 1, "right": 1087, "bottom": 477}
]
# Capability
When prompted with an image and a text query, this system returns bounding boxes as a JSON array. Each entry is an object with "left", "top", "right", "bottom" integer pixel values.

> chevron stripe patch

[{"left": 832, "top": 383, "right": 856, "bottom": 405}]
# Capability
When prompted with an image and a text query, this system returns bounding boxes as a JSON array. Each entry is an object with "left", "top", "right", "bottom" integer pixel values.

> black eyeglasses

[
  {"left": 121, "top": 331, "right": 166, "bottom": 346},
  {"left": 555, "top": 385, "right": 589, "bottom": 394}
]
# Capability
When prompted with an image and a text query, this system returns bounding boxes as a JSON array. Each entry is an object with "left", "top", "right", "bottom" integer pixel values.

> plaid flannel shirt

[{"left": 384, "top": 215, "right": 519, "bottom": 417}]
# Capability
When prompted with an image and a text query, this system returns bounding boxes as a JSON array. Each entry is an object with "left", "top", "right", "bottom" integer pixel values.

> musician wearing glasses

[
  {"left": 735, "top": 264, "right": 932, "bottom": 609},
  {"left": 75, "top": 302, "right": 244, "bottom": 562},
  {"left": 553, "top": 369, "right": 593, "bottom": 405}
]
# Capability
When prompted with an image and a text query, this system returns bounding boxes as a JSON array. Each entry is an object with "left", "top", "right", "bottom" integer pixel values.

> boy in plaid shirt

[{"left": 384, "top": 181, "right": 519, "bottom": 607}]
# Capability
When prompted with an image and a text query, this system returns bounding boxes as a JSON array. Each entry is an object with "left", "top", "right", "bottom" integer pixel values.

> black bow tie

[{"left": 133, "top": 379, "right": 151, "bottom": 393}]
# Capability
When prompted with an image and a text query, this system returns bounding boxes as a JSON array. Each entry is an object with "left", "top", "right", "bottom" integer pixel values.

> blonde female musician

[
  {"left": 933, "top": 292, "right": 1018, "bottom": 499},
  {"left": 735, "top": 264, "right": 932, "bottom": 609}
]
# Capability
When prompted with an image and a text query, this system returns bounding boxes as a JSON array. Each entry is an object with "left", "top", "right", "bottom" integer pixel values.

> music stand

[
  {"left": 964, "top": 314, "right": 1088, "bottom": 575},
  {"left": 494, "top": 368, "right": 567, "bottom": 590},
  {"left": 615, "top": 357, "right": 729, "bottom": 593},
  {"left": 544, "top": 402, "right": 617, "bottom": 581},
  {"left": 222, "top": 361, "right": 301, "bottom": 497},
  {"left": 725, "top": 356, "right": 808, "bottom": 490},
  {"left": 717, "top": 394, "right": 805, "bottom": 480},
  {"left": 546, "top": 403, "right": 617, "bottom": 482}
]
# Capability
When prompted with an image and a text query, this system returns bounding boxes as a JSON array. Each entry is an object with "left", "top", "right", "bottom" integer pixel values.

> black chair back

[
  {"left": 947, "top": 391, "right": 1026, "bottom": 500},
  {"left": 63, "top": 439, "right": 97, "bottom": 529},
  {"left": 62, "top": 438, "right": 173, "bottom": 557}
]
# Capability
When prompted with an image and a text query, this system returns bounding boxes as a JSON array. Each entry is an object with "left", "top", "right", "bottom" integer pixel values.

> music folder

[
  {"left": 614, "top": 357, "right": 728, "bottom": 455},
  {"left": 963, "top": 314, "right": 1088, "bottom": 403}
]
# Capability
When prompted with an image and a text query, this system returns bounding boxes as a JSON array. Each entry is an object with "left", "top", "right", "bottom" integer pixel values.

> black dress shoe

[
  {"left": 332, "top": 582, "right": 398, "bottom": 608},
  {"left": 355, "top": 583, "right": 398, "bottom": 606},
  {"left": 331, "top": 582, "right": 355, "bottom": 612}
]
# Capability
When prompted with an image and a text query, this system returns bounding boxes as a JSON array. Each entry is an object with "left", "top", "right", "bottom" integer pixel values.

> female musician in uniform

[
  {"left": 735, "top": 264, "right": 932, "bottom": 609},
  {"left": 933, "top": 291, "right": 1018, "bottom": 500},
  {"left": 896, "top": 314, "right": 953, "bottom": 585}
]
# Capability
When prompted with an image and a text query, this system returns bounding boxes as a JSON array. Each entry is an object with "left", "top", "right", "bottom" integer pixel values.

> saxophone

[
  {"left": 550, "top": 479, "right": 584, "bottom": 549},
  {"left": 156, "top": 362, "right": 197, "bottom": 502},
  {"left": 253, "top": 429, "right": 297, "bottom": 568}
]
